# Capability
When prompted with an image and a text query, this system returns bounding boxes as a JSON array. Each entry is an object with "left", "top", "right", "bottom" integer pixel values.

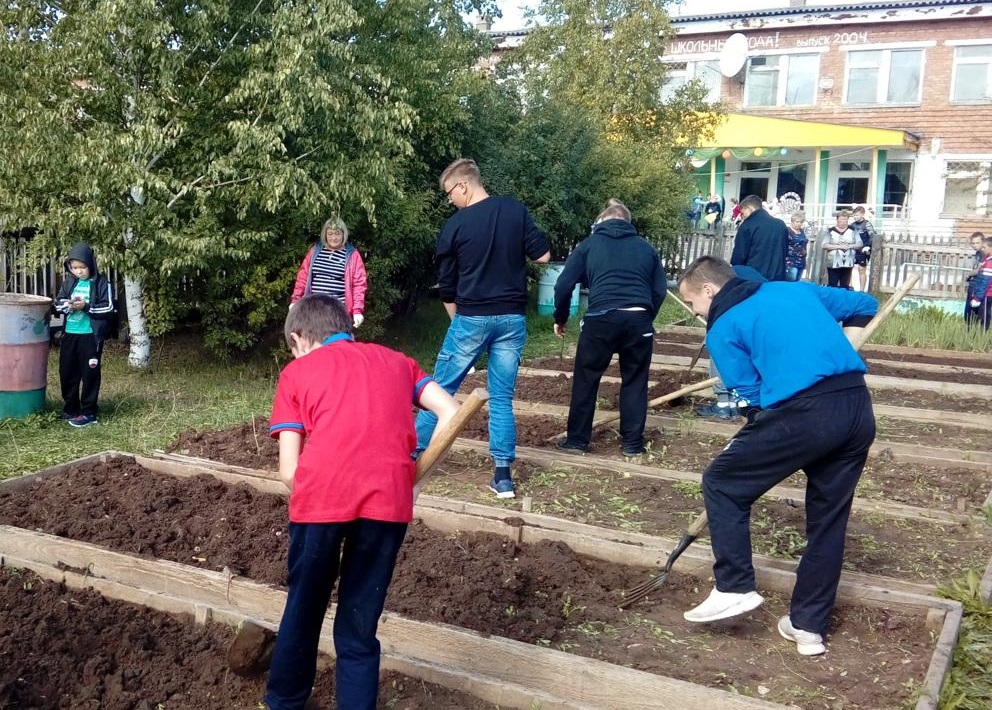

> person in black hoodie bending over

[
  {"left": 552, "top": 199, "right": 667, "bottom": 457},
  {"left": 730, "top": 194, "right": 787, "bottom": 282},
  {"left": 53, "top": 242, "right": 116, "bottom": 427}
]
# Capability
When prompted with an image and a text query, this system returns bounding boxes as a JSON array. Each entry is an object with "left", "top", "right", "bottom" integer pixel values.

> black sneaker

[
  {"left": 58, "top": 411, "right": 75, "bottom": 421},
  {"left": 622, "top": 447, "right": 645, "bottom": 457},
  {"left": 554, "top": 439, "right": 588, "bottom": 454},
  {"left": 68, "top": 414, "right": 98, "bottom": 428}
]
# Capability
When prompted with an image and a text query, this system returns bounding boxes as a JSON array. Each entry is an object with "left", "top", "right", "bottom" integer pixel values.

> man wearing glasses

[{"left": 415, "top": 158, "right": 551, "bottom": 499}]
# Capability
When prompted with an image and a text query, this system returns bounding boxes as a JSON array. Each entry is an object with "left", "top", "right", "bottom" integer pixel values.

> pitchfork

[{"left": 620, "top": 510, "right": 708, "bottom": 608}]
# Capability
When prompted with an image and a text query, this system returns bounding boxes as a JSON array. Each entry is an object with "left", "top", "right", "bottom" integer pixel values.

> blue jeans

[
  {"left": 415, "top": 314, "right": 526, "bottom": 467},
  {"left": 265, "top": 520, "right": 408, "bottom": 710}
]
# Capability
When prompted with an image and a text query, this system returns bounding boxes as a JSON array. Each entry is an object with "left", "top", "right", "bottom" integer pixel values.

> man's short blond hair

[
  {"left": 595, "top": 198, "right": 631, "bottom": 223},
  {"left": 439, "top": 158, "right": 481, "bottom": 191},
  {"left": 678, "top": 255, "right": 735, "bottom": 292},
  {"left": 836, "top": 209, "right": 852, "bottom": 218}
]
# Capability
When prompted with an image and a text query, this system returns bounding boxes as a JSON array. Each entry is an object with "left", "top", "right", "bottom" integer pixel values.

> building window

[
  {"left": 942, "top": 161, "right": 992, "bottom": 216},
  {"left": 884, "top": 162, "right": 913, "bottom": 211},
  {"left": 745, "top": 54, "right": 819, "bottom": 107},
  {"left": 952, "top": 45, "right": 992, "bottom": 102},
  {"left": 845, "top": 49, "right": 922, "bottom": 104},
  {"left": 662, "top": 60, "right": 721, "bottom": 103}
]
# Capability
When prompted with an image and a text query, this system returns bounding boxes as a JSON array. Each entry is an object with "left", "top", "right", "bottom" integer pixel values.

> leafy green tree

[
  {"left": 491, "top": 0, "right": 721, "bottom": 253},
  {"left": 0, "top": 0, "right": 496, "bottom": 361}
]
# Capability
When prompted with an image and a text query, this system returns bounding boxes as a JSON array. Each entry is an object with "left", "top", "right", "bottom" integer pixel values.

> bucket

[
  {"left": 0, "top": 293, "right": 53, "bottom": 419},
  {"left": 537, "top": 263, "right": 579, "bottom": 317}
]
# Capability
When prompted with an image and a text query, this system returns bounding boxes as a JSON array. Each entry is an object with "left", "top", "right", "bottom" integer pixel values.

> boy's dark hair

[
  {"left": 679, "top": 255, "right": 736, "bottom": 291},
  {"left": 285, "top": 294, "right": 352, "bottom": 348},
  {"left": 739, "top": 195, "right": 763, "bottom": 211}
]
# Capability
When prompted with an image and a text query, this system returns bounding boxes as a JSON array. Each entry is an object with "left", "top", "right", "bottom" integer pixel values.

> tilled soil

[
  {"left": 525, "top": 356, "right": 992, "bottom": 414},
  {"left": 0, "top": 458, "right": 936, "bottom": 710},
  {"left": 0, "top": 567, "right": 492, "bottom": 709},
  {"left": 499, "top": 371, "right": 990, "bottom": 449}
]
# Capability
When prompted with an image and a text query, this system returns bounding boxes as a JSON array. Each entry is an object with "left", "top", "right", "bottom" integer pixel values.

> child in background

[
  {"left": 53, "top": 242, "right": 116, "bottom": 427},
  {"left": 850, "top": 206, "right": 876, "bottom": 292},
  {"left": 265, "top": 294, "right": 459, "bottom": 710},
  {"left": 975, "top": 236, "right": 992, "bottom": 331},
  {"left": 965, "top": 231, "right": 987, "bottom": 326}
]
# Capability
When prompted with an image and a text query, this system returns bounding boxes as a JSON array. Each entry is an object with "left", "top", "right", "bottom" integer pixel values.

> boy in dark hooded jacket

[
  {"left": 53, "top": 242, "right": 116, "bottom": 426},
  {"left": 551, "top": 199, "right": 667, "bottom": 456}
]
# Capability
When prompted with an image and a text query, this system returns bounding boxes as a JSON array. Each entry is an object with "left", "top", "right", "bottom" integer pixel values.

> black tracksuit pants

[
  {"left": 565, "top": 310, "right": 654, "bottom": 452},
  {"left": 702, "top": 375, "right": 875, "bottom": 635},
  {"left": 59, "top": 332, "right": 103, "bottom": 417}
]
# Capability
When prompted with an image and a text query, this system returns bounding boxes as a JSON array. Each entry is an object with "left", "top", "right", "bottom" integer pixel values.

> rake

[{"left": 618, "top": 273, "right": 921, "bottom": 607}]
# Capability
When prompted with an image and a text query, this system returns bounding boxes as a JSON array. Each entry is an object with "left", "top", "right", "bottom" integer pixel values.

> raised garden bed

[
  {"left": 165, "top": 419, "right": 992, "bottom": 587},
  {"left": 0, "top": 453, "right": 961, "bottom": 710},
  {"left": 0, "top": 567, "right": 489, "bottom": 709}
]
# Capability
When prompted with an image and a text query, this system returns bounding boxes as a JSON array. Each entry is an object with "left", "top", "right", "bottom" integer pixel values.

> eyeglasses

[{"left": 445, "top": 181, "right": 465, "bottom": 198}]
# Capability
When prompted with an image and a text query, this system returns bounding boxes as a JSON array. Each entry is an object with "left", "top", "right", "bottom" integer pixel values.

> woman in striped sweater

[{"left": 291, "top": 217, "right": 369, "bottom": 328}]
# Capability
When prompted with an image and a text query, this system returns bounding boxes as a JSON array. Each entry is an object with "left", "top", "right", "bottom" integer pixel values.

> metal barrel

[{"left": 0, "top": 293, "right": 53, "bottom": 418}]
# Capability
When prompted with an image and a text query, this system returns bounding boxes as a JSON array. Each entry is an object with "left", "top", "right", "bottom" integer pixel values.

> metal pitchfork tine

[{"left": 620, "top": 510, "right": 708, "bottom": 608}]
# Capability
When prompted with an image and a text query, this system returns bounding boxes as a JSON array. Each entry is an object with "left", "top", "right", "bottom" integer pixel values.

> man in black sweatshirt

[
  {"left": 415, "top": 158, "right": 551, "bottom": 500},
  {"left": 552, "top": 199, "right": 667, "bottom": 456},
  {"left": 730, "top": 194, "right": 788, "bottom": 282}
]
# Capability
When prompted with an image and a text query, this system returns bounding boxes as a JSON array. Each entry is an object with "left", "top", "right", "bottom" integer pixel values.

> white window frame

[
  {"left": 744, "top": 49, "right": 822, "bottom": 108},
  {"left": 947, "top": 41, "right": 992, "bottom": 104},
  {"left": 941, "top": 158, "right": 992, "bottom": 217},
  {"left": 841, "top": 41, "right": 933, "bottom": 106},
  {"left": 661, "top": 58, "right": 722, "bottom": 103}
]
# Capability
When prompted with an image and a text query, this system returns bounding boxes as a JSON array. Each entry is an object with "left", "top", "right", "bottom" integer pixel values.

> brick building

[
  {"left": 491, "top": 0, "right": 992, "bottom": 241},
  {"left": 664, "top": 0, "right": 992, "bottom": 240}
]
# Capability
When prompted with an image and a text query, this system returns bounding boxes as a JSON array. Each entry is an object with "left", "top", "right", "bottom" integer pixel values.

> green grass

[{"left": 872, "top": 305, "right": 992, "bottom": 352}]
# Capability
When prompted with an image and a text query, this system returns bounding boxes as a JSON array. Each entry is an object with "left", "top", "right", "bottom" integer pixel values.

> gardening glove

[
  {"left": 861, "top": 246, "right": 871, "bottom": 254},
  {"left": 971, "top": 299, "right": 982, "bottom": 309},
  {"left": 352, "top": 313, "right": 364, "bottom": 328}
]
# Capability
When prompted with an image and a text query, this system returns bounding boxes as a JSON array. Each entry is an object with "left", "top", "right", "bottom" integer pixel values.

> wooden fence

[
  {"left": 672, "top": 228, "right": 975, "bottom": 298},
  {"left": 3, "top": 230, "right": 976, "bottom": 303}
]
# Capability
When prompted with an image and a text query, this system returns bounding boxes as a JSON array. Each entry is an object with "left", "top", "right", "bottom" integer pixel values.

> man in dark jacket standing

[
  {"left": 552, "top": 199, "right": 667, "bottom": 456},
  {"left": 730, "top": 195, "right": 788, "bottom": 282}
]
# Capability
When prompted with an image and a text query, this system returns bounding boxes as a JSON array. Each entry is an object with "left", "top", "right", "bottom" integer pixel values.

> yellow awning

[{"left": 697, "top": 113, "right": 918, "bottom": 149}]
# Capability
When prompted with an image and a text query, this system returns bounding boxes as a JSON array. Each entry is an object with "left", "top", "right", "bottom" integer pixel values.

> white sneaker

[
  {"left": 777, "top": 616, "right": 826, "bottom": 656},
  {"left": 683, "top": 588, "right": 764, "bottom": 623}
]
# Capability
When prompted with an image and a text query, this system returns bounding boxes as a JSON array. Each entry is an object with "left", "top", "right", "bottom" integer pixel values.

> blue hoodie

[{"left": 706, "top": 279, "right": 877, "bottom": 408}]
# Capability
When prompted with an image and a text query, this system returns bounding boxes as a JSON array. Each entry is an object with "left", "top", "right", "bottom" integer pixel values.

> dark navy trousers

[
  {"left": 265, "top": 519, "right": 407, "bottom": 710},
  {"left": 565, "top": 310, "right": 654, "bottom": 452},
  {"left": 702, "top": 379, "right": 875, "bottom": 634}
]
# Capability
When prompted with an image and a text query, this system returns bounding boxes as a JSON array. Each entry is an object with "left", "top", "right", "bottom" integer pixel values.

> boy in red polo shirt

[{"left": 264, "top": 294, "right": 459, "bottom": 710}]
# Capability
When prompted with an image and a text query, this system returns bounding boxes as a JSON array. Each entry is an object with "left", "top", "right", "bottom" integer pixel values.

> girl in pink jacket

[{"left": 291, "top": 217, "right": 368, "bottom": 327}]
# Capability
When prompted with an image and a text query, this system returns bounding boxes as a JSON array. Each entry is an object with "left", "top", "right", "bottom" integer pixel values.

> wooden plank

[
  {"left": 0, "top": 450, "right": 128, "bottom": 492},
  {"left": 413, "top": 497, "right": 944, "bottom": 605},
  {"left": 661, "top": 324, "right": 992, "bottom": 365},
  {"left": 134, "top": 454, "right": 286, "bottom": 495},
  {"left": 645, "top": 361, "right": 992, "bottom": 399},
  {"left": 474, "top": 400, "right": 992, "bottom": 473},
  {"left": 915, "top": 604, "right": 964, "bottom": 710},
  {"left": 451, "top": 439, "right": 979, "bottom": 526},
  {"left": 0, "top": 526, "right": 796, "bottom": 710}
]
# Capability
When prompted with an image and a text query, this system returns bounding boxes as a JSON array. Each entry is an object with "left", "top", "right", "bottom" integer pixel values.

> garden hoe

[
  {"left": 227, "top": 388, "right": 490, "bottom": 675},
  {"left": 618, "top": 273, "right": 922, "bottom": 607}
]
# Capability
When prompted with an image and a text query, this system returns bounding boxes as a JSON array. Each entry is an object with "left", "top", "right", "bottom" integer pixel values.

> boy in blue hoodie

[
  {"left": 53, "top": 242, "right": 116, "bottom": 427},
  {"left": 677, "top": 255, "right": 877, "bottom": 657}
]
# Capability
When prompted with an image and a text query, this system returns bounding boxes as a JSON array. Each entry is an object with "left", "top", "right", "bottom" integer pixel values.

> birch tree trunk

[{"left": 123, "top": 270, "right": 151, "bottom": 368}]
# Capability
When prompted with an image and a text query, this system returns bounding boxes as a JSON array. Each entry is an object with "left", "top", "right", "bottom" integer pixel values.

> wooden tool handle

[
  {"left": 415, "top": 388, "right": 489, "bottom": 484},
  {"left": 848, "top": 273, "right": 921, "bottom": 351},
  {"left": 648, "top": 376, "right": 719, "bottom": 408},
  {"left": 687, "top": 509, "right": 709, "bottom": 536}
]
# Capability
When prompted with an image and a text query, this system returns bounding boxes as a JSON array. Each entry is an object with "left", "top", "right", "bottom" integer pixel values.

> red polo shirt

[{"left": 269, "top": 334, "right": 432, "bottom": 523}]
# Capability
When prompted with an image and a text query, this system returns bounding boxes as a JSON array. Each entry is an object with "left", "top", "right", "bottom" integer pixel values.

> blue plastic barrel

[{"left": 537, "top": 263, "right": 579, "bottom": 317}]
